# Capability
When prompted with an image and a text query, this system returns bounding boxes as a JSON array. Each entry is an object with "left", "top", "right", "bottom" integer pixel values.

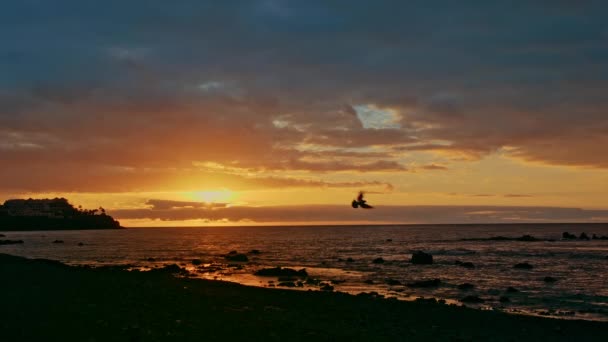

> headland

[{"left": 0, "top": 198, "right": 122, "bottom": 231}]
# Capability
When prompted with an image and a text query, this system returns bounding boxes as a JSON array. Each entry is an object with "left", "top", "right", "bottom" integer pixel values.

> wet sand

[{"left": 1, "top": 253, "right": 607, "bottom": 341}]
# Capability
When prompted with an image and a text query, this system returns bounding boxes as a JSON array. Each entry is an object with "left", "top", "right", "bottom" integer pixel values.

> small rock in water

[
  {"left": 53, "top": 240, "right": 64, "bottom": 244},
  {"left": 0, "top": 239, "right": 24, "bottom": 245},
  {"left": 147, "top": 257, "right": 156, "bottom": 262},
  {"left": 346, "top": 257, "right": 354, "bottom": 262},
  {"left": 506, "top": 287, "right": 519, "bottom": 293},
  {"left": 372, "top": 257, "right": 385, "bottom": 264},
  {"left": 562, "top": 232, "right": 577, "bottom": 240},
  {"left": 255, "top": 267, "right": 308, "bottom": 278},
  {"left": 515, "top": 235, "right": 539, "bottom": 242},
  {"left": 320, "top": 284, "right": 334, "bottom": 291},
  {"left": 499, "top": 296, "right": 511, "bottom": 303},
  {"left": 456, "top": 261, "right": 475, "bottom": 269},
  {"left": 579, "top": 232, "right": 590, "bottom": 240},
  {"left": 457, "top": 283, "right": 475, "bottom": 290},
  {"left": 77, "top": 242, "right": 85, "bottom": 246},
  {"left": 513, "top": 262, "right": 533, "bottom": 269},
  {"left": 386, "top": 239, "right": 393, "bottom": 242},
  {"left": 150, "top": 264, "right": 190, "bottom": 276},
  {"left": 248, "top": 249, "right": 261, "bottom": 255},
  {"left": 487, "top": 289, "right": 501, "bottom": 295},
  {"left": 191, "top": 259, "right": 202, "bottom": 265},
  {"left": 461, "top": 295, "right": 485, "bottom": 303},
  {"left": 278, "top": 281, "right": 296, "bottom": 287},
  {"left": 0, "top": 234, "right": 5, "bottom": 237},
  {"left": 224, "top": 252, "right": 248, "bottom": 262},
  {"left": 543, "top": 276, "right": 558, "bottom": 283},
  {"left": 385, "top": 278, "right": 401, "bottom": 286},
  {"left": 407, "top": 278, "right": 441, "bottom": 288},
  {"left": 411, "top": 251, "right": 433, "bottom": 265}
]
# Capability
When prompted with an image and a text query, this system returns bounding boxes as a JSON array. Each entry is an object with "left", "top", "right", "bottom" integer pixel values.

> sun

[{"left": 187, "top": 189, "right": 235, "bottom": 203}]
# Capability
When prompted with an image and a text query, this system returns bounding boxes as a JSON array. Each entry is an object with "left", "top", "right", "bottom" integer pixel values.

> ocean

[{"left": 2, "top": 223, "right": 607, "bottom": 321}]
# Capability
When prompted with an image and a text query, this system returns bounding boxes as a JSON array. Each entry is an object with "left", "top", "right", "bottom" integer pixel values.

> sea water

[{"left": 2, "top": 223, "right": 607, "bottom": 321}]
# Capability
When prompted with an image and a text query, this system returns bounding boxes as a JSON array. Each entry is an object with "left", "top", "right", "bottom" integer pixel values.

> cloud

[
  {"left": 419, "top": 164, "right": 448, "bottom": 171},
  {"left": 1, "top": 1, "right": 608, "bottom": 194},
  {"left": 111, "top": 204, "right": 608, "bottom": 224},
  {"left": 145, "top": 199, "right": 228, "bottom": 210},
  {"left": 448, "top": 193, "right": 534, "bottom": 198}
]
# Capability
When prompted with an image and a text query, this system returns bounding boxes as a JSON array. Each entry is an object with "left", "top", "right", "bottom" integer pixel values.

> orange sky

[{"left": 1, "top": 2, "right": 608, "bottom": 226}]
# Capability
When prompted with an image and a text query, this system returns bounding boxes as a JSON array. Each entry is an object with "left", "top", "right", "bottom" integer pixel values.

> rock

[
  {"left": 411, "top": 251, "right": 433, "bottom": 265},
  {"left": 592, "top": 234, "right": 599, "bottom": 240},
  {"left": 0, "top": 239, "right": 24, "bottom": 245},
  {"left": 487, "top": 289, "right": 501, "bottom": 295},
  {"left": 278, "top": 281, "right": 296, "bottom": 287},
  {"left": 254, "top": 267, "right": 308, "bottom": 278},
  {"left": 461, "top": 295, "right": 485, "bottom": 303},
  {"left": 372, "top": 257, "right": 385, "bottom": 264},
  {"left": 513, "top": 262, "right": 533, "bottom": 269},
  {"left": 487, "top": 236, "right": 511, "bottom": 241},
  {"left": 305, "top": 278, "right": 321, "bottom": 285},
  {"left": 457, "top": 283, "right": 475, "bottom": 290},
  {"left": 77, "top": 242, "right": 85, "bottom": 246},
  {"left": 499, "top": 296, "right": 510, "bottom": 303},
  {"left": 386, "top": 239, "right": 393, "bottom": 242},
  {"left": 357, "top": 291, "right": 383, "bottom": 299},
  {"left": 457, "top": 261, "right": 475, "bottom": 269},
  {"left": 224, "top": 253, "right": 248, "bottom": 262},
  {"left": 147, "top": 257, "right": 156, "bottom": 262},
  {"left": 515, "top": 235, "right": 539, "bottom": 242},
  {"left": 53, "top": 240, "right": 64, "bottom": 244},
  {"left": 346, "top": 257, "right": 354, "bottom": 262},
  {"left": 543, "top": 276, "right": 558, "bottom": 283},
  {"left": 363, "top": 279, "right": 374, "bottom": 284},
  {"left": 248, "top": 249, "right": 261, "bottom": 255},
  {"left": 191, "top": 259, "right": 203, "bottom": 265},
  {"left": 385, "top": 278, "right": 401, "bottom": 286},
  {"left": 506, "top": 286, "right": 519, "bottom": 293},
  {"left": 150, "top": 264, "right": 190, "bottom": 276},
  {"left": 579, "top": 232, "right": 590, "bottom": 240},
  {"left": 407, "top": 278, "right": 441, "bottom": 288},
  {"left": 562, "top": 232, "right": 577, "bottom": 239},
  {"left": 320, "top": 284, "right": 334, "bottom": 291},
  {"left": 0, "top": 234, "right": 5, "bottom": 237}
]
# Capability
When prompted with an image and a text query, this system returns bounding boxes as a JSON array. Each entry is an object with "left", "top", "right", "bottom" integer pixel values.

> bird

[{"left": 352, "top": 191, "right": 373, "bottom": 209}]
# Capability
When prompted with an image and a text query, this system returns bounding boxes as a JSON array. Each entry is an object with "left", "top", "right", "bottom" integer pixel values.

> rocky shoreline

[{"left": 1, "top": 253, "right": 607, "bottom": 341}]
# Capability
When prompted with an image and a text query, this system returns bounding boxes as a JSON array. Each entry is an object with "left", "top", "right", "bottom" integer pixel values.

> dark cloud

[
  {"left": 1, "top": 1, "right": 607, "bottom": 192},
  {"left": 112, "top": 204, "right": 608, "bottom": 224},
  {"left": 419, "top": 164, "right": 448, "bottom": 171}
]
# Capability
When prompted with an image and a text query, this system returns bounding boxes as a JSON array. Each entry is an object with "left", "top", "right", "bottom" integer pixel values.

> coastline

[{"left": 1, "top": 253, "right": 607, "bottom": 341}]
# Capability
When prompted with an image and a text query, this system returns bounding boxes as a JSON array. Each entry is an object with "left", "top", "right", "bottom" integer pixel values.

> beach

[{"left": 1, "top": 253, "right": 607, "bottom": 341}]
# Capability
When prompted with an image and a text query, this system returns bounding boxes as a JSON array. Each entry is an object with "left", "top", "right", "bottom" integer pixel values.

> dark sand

[{"left": 1, "top": 254, "right": 606, "bottom": 341}]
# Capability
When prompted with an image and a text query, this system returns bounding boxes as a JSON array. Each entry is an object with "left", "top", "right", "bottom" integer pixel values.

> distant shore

[{"left": 1, "top": 253, "right": 607, "bottom": 341}]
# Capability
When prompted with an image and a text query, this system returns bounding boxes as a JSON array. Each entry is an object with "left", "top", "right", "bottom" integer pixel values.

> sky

[{"left": 1, "top": 1, "right": 608, "bottom": 226}]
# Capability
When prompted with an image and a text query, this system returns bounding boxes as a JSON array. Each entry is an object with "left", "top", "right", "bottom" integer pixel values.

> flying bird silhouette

[{"left": 352, "top": 191, "right": 373, "bottom": 209}]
